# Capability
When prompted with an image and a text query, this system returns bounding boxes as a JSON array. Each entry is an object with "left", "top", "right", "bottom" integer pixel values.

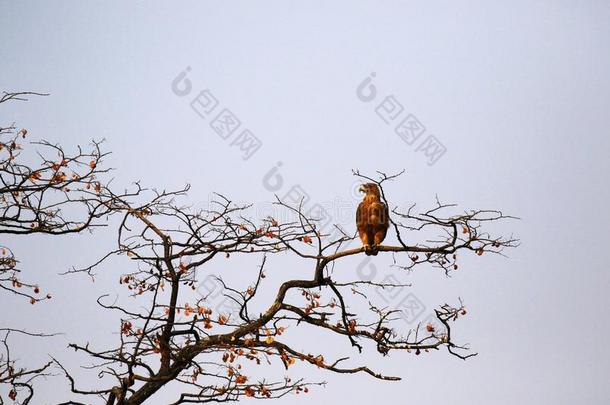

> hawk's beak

[{"left": 358, "top": 185, "right": 366, "bottom": 193}]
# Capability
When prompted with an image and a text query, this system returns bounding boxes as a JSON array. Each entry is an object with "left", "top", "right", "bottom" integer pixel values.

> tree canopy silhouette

[{"left": 1, "top": 92, "right": 517, "bottom": 404}]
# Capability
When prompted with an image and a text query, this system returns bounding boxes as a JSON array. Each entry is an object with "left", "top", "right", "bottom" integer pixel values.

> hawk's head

[{"left": 358, "top": 183, "right": 381, "bottom": 198}]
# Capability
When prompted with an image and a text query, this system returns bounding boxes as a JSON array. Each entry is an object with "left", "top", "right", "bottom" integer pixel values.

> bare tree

[
  {"left": 0, "top": 91, "right": 140, "bottom": 403},
  {"left": 0, "top": 329, "right": 56, "bottom": 405},
  {"left": 56, "top": 172, "right": 517, "bottom": 404},
  {"left": 1, "top": 91, "right": 518, "bottom": 404}
]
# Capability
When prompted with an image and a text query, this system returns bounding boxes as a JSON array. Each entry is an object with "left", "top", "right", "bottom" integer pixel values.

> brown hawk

[{"left": 356, "top": 183, "right": 389, "bottom": 255}]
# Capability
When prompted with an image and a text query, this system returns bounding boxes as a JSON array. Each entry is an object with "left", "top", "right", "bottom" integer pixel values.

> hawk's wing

[
  {"left": 369, "top": 201, "right": 389, "bottom": 231},
  {"left": 381, "top": 201, "right": 389, "bottom": 230},
  {"left": 356, "top": 200, "right": 366, "bottom": 230}
]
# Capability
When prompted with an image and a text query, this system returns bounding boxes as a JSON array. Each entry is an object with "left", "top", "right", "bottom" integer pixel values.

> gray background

[{"left": 1, "top": 1, "right": 609, "bottom": 404}]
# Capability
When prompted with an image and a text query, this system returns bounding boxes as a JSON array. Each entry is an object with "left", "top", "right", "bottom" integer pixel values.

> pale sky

[{"left": 1, "top": 1, "right": 609, "bottom": 404}]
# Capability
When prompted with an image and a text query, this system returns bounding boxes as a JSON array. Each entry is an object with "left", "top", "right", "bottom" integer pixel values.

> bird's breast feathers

[{"left": 357, "top": 200, "right": 388, "bottom": 229}]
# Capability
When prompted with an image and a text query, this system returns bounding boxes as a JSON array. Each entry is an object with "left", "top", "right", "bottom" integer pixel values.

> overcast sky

[{"left": 1, "top": 1, "right": 609, "bottom": 404}]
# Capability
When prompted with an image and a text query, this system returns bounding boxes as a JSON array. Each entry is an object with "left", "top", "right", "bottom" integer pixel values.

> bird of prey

[{"left": 356, "top": 183, "right": 389, "bottom": 255}]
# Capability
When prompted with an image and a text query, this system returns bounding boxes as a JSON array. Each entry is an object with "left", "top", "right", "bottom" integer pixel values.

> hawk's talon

[{"left": 370, "top": 244, "right": 379, "bottom": 256}]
